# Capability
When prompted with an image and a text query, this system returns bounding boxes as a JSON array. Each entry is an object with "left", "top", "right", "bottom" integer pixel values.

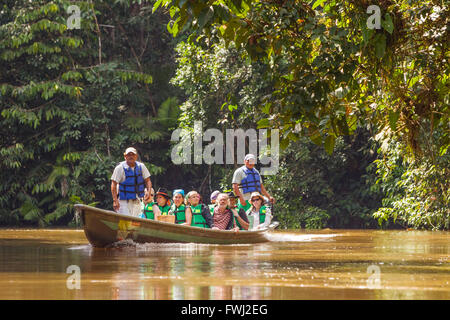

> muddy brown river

[{"left": 0, "top": 228, "right": 448, "bottom": 299}]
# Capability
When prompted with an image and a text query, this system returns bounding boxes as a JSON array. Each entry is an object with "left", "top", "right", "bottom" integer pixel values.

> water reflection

[
  {"left": 82, "top": 243, "right": 276, "bottom": 299},
  {"left": 0, "top": 229, "right": 448, "bottom": 299}
]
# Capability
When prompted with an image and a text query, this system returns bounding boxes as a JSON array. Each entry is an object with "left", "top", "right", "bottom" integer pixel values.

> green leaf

[
  {"left": 152, "top": 0, "right": 162, "bottom": 13},
  {"left": 382, "top": 13, "right": 394, "bottom": 34},
  {"left": 374, "top": 34, "right": 386, "bottom": 59},
  {"left": 324, "top": 135, "right": 335, "bottom": 155},
  {"left": 257, "top": 118, "right": 270, "bottom": 128},
  {"left": 388, "top": 110, "right": 400, "bottom": 131},
  {"left": 197, "top": 6, "right": 214, "bottom": 30},
  {"left": 312, "top": 0, "right": 326, "bottom": 10},
  {"left": 280, "top": 137, "right": 290, "bottom": 149}
]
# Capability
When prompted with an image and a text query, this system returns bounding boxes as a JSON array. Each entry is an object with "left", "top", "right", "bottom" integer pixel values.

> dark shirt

[{"left": 200, "top": 203, "right": 214, "bottom": 228}]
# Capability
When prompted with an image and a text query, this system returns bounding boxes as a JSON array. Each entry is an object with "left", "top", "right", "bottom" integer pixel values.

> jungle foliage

[
  {"left": 157, "top": 0, "right": 449, "bottom": 229},
  {"left": 1, "top": 0, "right": 448, "bottom": 229}
]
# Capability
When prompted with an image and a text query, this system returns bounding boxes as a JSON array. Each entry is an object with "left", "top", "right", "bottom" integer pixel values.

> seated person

[
  {"left": 227, "top": 192, "right": 250, "bottom": 230},
  {"left": 211, "top": 193, "right": 239, "bottom": 232},
  {"left": 140, "top": 187, "right": 155, "bottom": 219},
  {"left": 208, "top": 190, "right": 220, "bottom": 214},
  {"left": 246, "top": 192, "right": 272, "bottom": 230},
  {"left": 151, "top": 188, "right": 171, "bottom": 218},
  {"left": 186, "top": 191, "right": 214, "bottom": 228},
  {"left": 169, "top": 189, "right": 192, "bottom": 225}
]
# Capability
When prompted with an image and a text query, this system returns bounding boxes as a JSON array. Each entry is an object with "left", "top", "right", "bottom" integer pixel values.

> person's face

[
  {"left": 229, "top": 197, "right": 237, "bottom": 207},
  {"left": 189, "top": 192, "right": 200, "bottom": 206},
  {"left": 173, "top": 193, "right": 183, "bottom": 206},
  {"left": 156, "top": 195, "right": 167, "bottom": 206},
  {"left": 252, "top": 197, "right": 263, "bottom": 209},
  {"left": 245, "top": 159, "right": 255, "bottom": 169},
  {"left": 217, "top": 195, "right": 229, "bottom": 207},
  {"left": 124, "top": 152, "right": 137, "bottom": 166}
]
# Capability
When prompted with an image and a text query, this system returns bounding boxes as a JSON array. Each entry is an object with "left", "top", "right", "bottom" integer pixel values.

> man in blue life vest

[
  {"left": 232, "top": 153, "right": 274, "bottom": 211},
  {"left": 111, "top": 147, "right": 152, "bottom": 217}
]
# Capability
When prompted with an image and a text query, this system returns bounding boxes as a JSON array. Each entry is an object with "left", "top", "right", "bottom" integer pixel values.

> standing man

[
  {"left": 111, "top": 147, "right": 152, "bottom": 217},
  {"left": 232, "top": 154, "right": 274, "bottom": 211}
]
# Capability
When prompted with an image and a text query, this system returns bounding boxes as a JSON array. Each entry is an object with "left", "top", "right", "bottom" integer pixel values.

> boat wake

[{"left": 265, "top": 232, "right": 339, "bottom": 242}]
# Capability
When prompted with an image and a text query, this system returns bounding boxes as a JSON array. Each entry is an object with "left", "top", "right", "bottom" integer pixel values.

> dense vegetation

[{"left": 0, "top": 0, "right": 448, "bottom": 230}]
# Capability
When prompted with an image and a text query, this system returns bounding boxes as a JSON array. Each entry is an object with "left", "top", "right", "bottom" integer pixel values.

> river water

[{"left": 0, "top": 228, "right": 448, "bottom": 300}]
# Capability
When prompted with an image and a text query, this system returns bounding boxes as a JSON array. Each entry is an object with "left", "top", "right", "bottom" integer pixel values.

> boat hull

[{"left": 75, "top": 204, "right": 275, "bottom": 247}]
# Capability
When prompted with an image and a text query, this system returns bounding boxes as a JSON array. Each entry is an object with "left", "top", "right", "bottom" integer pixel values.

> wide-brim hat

[
  {"left": 156, "top": 188, "right": 170, "bottom": 199},
  {"left": 250, "top": 192, "right": 264, "bottom": 202}
]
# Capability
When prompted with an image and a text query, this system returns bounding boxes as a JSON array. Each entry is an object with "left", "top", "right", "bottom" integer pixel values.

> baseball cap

[
  {"left": 124, "top": 147, "right": 138, "bottom": 155},
  {"left": 244, "top": 153, "right": 256, "bottom": 164}
]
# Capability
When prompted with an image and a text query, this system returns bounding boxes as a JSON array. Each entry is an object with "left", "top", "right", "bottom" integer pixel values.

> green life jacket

[
  {"left": 190, "top": 204, "right": 208, "bottom": 228},
  {"left": 233, "top": 208, "right": 246, "bottom": 230},
  {"left": 158, "top": 204, "right": 170, "bottom": 215},
  {"left": 238, "top": 201, "right": 251, "bottom": 212},
  {"left": 170, "top": 203, "right": 186, "bottom": 224},
  {"left": 246, "top": 205, "right": 266, "bottom": 227},
  {"left": 143, "top": 202, "right": 156, "bottom": 220},
  {"left": 208, "top": 204, "right": 215, "bottom": 215},
  {"left": 260, "top": 206, "right": 267, "bottom": 223}
]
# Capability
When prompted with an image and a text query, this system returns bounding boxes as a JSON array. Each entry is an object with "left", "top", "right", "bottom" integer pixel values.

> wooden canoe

[{"left": 74, "top": 204, "right": 279, "bottom": 247}]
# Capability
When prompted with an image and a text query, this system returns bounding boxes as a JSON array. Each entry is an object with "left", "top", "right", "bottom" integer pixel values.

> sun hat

[{"left": 249, "top": 191, "right": 264, "bottom": 202}]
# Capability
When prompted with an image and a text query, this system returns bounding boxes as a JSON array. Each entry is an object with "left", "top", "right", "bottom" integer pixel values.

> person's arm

[
  {"left": 153, "top": 204, "right": 161, "bottom": 218},
  {"left": 258, "top": 207, "right": 273, "bottom": 229},
  {"left": 111, "top": 180, "right": 120, "bottom": 212},
  {"left": 233, "top": 183, "right": 246, "bottom": 207},
  {"left": 229, "top": 209, "right": 239, "bottom": 232},
  {"left": 234, "top": 208, "right": 249, "bottom": 230},
  {"left": 201, "top": 204, "right": 214, "bottom": 228},
  {"left": 143, "top": 177, "right": 152, "bottom": 202},
  {"left": 184, "top": 207, "right": 192, "bottom": 225},
  {"left": 260, "top": 184, "right": 275, "bottom": 204},
  {"left": 232, "top": 168, "right": 246, "bottom": 206}
]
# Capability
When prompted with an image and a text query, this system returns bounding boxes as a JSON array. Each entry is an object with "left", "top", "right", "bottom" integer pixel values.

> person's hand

[
  {"left": 143, "top": 190, "right": 153, "bottom": 204},
  {"left": 233, "top": 227, "right": 239, "bottom": 233},
  {"left": 231, "top": 208, "right": 238, "bottom": 217},
  {"left": 113, "top": 199, "right": 120, "bottom": 212},
  {"left": 212, "top": 227, "right": 219, "bottom": 230},
  {"left": 269, "top": 196, "right": 275, "bottom": 204}
]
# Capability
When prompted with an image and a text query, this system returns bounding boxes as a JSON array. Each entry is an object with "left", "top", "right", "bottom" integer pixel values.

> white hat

[
  {"left": 244, "top": 154, "right": 256, "bottom": 163},
  {"left": 210, "top": 190, "right": 220, "bottom": 201},
  {"left": 250, "top": 192, "right": 264, "bottom": 202},
  {"left": 124, "top": 147, "right": 138, "bottom": 155}
]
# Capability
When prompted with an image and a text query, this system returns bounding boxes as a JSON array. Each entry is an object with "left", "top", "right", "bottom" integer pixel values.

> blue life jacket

[
  {"left": 118, "top": 162, "right": 145, "bottom": 200},
  {"left": 239, "top": 166, "right": 261, "bottom": 194}
]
